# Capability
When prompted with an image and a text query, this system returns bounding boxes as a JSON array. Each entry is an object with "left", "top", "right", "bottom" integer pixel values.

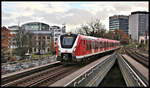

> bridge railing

[{"left": 65, "top": 53, "right": 117, "bottom": 87}]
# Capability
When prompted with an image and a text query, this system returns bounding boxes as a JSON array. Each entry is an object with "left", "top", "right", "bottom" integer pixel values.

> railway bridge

[{"left": 2, "top": 50, "right": 149, "bottom": 87}]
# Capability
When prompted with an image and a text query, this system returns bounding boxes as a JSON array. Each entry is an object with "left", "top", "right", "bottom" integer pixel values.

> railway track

[
  {"left": 2, "top": 65, "right": 80, "bottom": 87},
  {"left": 2, "top": 61, "right": 61, "bottom": 85},
  {"left": 2, "top": 51, "right": 115, "bottom": 87},
  {"left": 124, "top": 48, "right": 148, "bottom": 68},
  {"left": 134, "top": 51, "right": 148, "bottom": 59}
]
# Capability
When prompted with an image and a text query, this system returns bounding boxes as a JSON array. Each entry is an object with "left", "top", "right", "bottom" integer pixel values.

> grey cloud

[
  {"left": 2, "top": 13, "right": 12, "bottom": 17},
  {"left": 2, "top": 17, "right": 17, "bottom": 26},
  {"left": 62, "top": 8, "right": 94, "bottom": 25},
  {"left": 32, "top": 8, "right": 94, "bottom": 25},
  {"left": 95, "top": 10, "right": 110, "bottom": 20},
  {"left": 2, "top": 19, "right": 12, "bottom": 26},
  {"left": 32, "top": 10, "right": 64, "bottom": 24},
  {"left": 20, "top": 16, "right": 34, "bottom": 24},
  {"left": 113, "top": 5, "right": 132, "bottom": 11}
]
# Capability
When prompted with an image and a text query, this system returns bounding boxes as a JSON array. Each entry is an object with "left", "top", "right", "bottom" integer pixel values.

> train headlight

[
  {"left": 73, "top": 47, "right": 76, "bottom": 53},
  {"left": 58, "top": 49, "right": 61, "bottom": 52},
  {"left": 58, "top": 49, "right": 61, "bottom": 56},
  {"left": 72, "top": 47, "right": 76, "bottom": 57}
]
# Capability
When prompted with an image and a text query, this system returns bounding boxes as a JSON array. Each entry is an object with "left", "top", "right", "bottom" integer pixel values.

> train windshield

[
  {"left": 63, "top": 37, "right": 74, "bottom": 46},
  {"left": 60, "top": 34, "right": 77, "bottom": 48}
]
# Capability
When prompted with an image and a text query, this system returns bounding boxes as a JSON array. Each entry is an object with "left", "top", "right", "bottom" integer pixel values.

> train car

[{"left": 56, "top": 33, "right": 120, "bottom": 64}]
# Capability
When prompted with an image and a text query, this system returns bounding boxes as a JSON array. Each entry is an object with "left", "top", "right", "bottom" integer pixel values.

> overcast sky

[{"left": 2, "top": 1, "right": 149, "bottom": 32}]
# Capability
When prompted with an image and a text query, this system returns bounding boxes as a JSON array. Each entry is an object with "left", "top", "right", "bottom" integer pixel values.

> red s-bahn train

[{"left": 56, "top": 33, "right": 120, "bottom": 64}]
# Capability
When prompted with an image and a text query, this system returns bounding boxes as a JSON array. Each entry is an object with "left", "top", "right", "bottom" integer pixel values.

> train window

[
  {"left": 105, "top": 41, "right": 106, "bottom": 48},
  {"left": 83, "top": 40, "right": 85, "bottom": 45},
  {"left": 86, "top": 40, "right": 88, "bottom": 50},
  {"left": 95, "top": 41, "right": 97, "bottom": 49},
  {"left": 60, "top": 34, "right": 77, "bottom": 48},
  {"left": 62, "top": 37, "right": 73, "bottom": 45},
  {"left": 95, "top": 41, "right": 96, "bottom": 49},
  {"left": 100, "top": 41, "right": 102, "bottom": 48},
  {"left": 103, "top": 41, "right": 105, "bottom": 48},
  {"left": 89, "top": 40, "right": 91, "bottom": 50},
  {"left": 104, "top": 41, "right": 106, "bottom": 48},
  {"left": 96, "top": 41, "right": 98, "bottom": 49},
  {"left": 87, "top": 40, "right": 90, "bottom": 50},
  {"left": 107, "top": 42, "right": 108, "bottom": 48},
  {"left": 97, "top": 41, "right": 98, "bottom": 49},
  {"left": 92, "top": 40, "right": 94, "bottom": 49},
  {"left": 98, "top": 41, "right": 100, "bottom": 49},
  {"left": 99, "top": 42, "right": 101, "bottom": 48},
  {"left": 94, "top": 41, "right": 97, "bottom": 49}
]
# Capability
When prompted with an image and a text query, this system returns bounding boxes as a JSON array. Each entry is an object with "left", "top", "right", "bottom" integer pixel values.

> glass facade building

[
  {"left": 109, "top": 15, "right": 129, "bottom": 35},
  {"left": 21, "top": 22, "right": 50, "bottom": 31}
]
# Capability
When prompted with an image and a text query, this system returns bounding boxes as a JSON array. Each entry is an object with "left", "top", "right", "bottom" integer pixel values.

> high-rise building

[
  {"left": 129, "top": 11, "right": 149, "bottom": 41},
  {"left": 109, "top": 15, "right": 129, "bottom": 35}
]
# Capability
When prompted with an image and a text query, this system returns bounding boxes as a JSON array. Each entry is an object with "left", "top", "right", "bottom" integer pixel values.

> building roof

[
  {"left": 51, "top": 26, "right": 60, "bottom": 29},
  {"left": 131, "top": 11, "right": 149, "bottom": 15},
  {"left": 21, "top": 22, "right": 50, "bottom": 27},
  {"left": 8, "top": 25, "right": 20, "bottom": 30},
  {"left": 29, "top": 30, "right": 52, "bottom": 34}
]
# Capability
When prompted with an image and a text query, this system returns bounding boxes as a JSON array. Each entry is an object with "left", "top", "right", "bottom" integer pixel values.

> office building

[
  {"left": 129, "top": 11, "right": 149, "bottom": 41},
  {"left": 109, "top": 15, "right": 129, "bottom": 35}
]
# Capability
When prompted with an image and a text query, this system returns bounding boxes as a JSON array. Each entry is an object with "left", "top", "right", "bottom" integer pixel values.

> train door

[
  {"left": 83, "top": 39, "right": 86, "bottom": 55},
  {"left": 92, "top": 40, "right": 94, "bottom": 54},
  {"left": 104, "top": 41, "right": 106, "bottom": 51},
  {"left": 100, "top": 40, "right": 103, "bottom": 51},
  {"left": 95, "top": 40, "right": 98, "bottom": 53},
  {"left": 89, "top": 40, "right": 92, "bottom": 54},
  {"left": 98, "top": 41, "right": 100, "bottom": 52}
]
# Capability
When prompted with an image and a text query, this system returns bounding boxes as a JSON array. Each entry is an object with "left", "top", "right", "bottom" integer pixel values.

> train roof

[
  {"left": 79, "top": 34, "right": 120, "bottom": 42},
  {"left": 80, "top": 34, "right": 98, "bottom": 40},
  {"left": 61, "top": 33, "right": 120, "bottom": 43}
]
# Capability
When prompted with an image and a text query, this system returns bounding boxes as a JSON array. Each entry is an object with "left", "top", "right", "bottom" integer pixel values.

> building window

[
  {"left": 55, "top": 42, "right": 57, "bottom": 45},
  {"left": 36, "top": 42, "right": 38, "bottom": 46},
  {"left": 34, "top": 48, "right": 36, "bottom": 52},
  {"left": 43, "top": 36, "right": 45, "bottom": 39},
  {"left": 39, "top": 36, "right": 41, "bottom": 39},
  {"left": 47, "top": 36, "right": 50, "bottom": 39}
]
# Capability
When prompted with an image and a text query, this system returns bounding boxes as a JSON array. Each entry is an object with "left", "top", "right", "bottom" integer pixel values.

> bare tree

[
  {"left": 76, "top": 18, "right": 107, "bottom": 37},
  {"left": 75, "top": 25, "right": 90, "bottom": 35}
]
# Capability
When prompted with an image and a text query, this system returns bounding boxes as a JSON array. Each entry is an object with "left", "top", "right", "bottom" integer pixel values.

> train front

[{"left": 56, "top": 33, "right": 78, "bottom": 64}]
